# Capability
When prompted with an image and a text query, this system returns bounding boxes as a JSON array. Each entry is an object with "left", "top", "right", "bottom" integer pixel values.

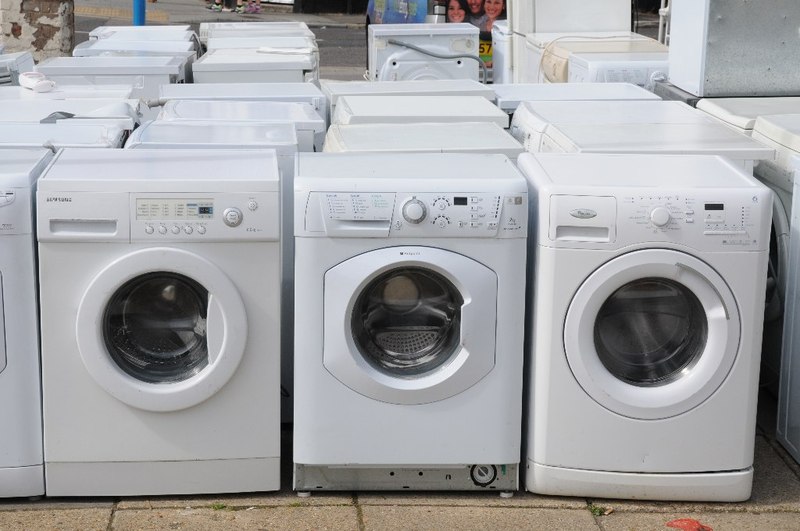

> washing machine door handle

[
  {"left": 206, "top": 293, "right": 224, "bottom": 364},
  {"left": 676, "top": 262, "right": 730, "bottom": 320}
]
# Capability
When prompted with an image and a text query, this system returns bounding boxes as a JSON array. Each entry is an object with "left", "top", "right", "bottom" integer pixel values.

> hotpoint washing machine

[
  {"left": 519, "top": 152, "right": 772, "bottom": 501},
  {"left": 0, "top": 148, "right": 54, "bottom": 497},
  {"left": 37, "top": 148, "right": 282, "bottom": 496},
  {"left": 293, "top": 152, "right": 528, "bottom": 492}
]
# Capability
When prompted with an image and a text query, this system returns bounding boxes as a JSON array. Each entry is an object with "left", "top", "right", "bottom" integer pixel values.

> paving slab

[
  {"left": 0, "top": 508, "right": 112, "bottom": 531},
  {"left": 117, "top": 490, "right": 354, "bottom": 509},
  {"left": 111, "top": 506, "right": 359, "bottom": 531},
  {"left": 357, "top": 491, "right": 588, "bottom": 509},
  {"left": 0, "top": 498, "right": 115, "bottom": 511},
  {"left": 599, "top": 511, "right": 800, "bottom": 531},
  {"left": 361, "top": 506, "right": 598, "bottom": 531}
]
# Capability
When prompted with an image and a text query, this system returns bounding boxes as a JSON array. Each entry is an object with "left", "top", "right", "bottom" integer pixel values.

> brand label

[
  {"left": 570, "top": 208, "right": 597, "bottom": 219},
  {"left": 46, "top": 196, "right": 72, "bottom": 203}
]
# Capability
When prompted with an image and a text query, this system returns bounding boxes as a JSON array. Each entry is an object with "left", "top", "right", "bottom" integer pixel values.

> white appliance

[
  {"left": 567, "top": 51, "right": 668, "bottom": 89},
  {"left": 156, "top": 82, "right": 326, "bottom": 117},
  {"left": 89, "top": 25, "right": 192, "bottom": 41},
  {"left": 323, "top": 122, "right": 523, "bottom": 159},
  {"left": 293, "top": 152, "right": 528, "bottom": 492},
  {"left": 0, "top": 84, "right": 135, "bottom": 100},
  {"left": 492, "top": 82, "right": 661, "bottom": 115},
  {"left": 778, "top": 165, "right": 800, "bottom": 465},
  {"left": 368, "top": 24, "right": 480, "bottom": 82},
  {"left": 71, "top": 40, "right": 198, "bottom": 82},
  {"left": 668, "top": 0, "right": 800, "bottom": 97},
  {"left": 520, "top": 152, "right": 772, "bottom": 501},
  {"left": 509, "top": 100, "right": 710, "bottom": 153},
  {"left": 521, "top": 32, "right": 659, "bottom": 84},
  {"left": 0, "top": 148, "right": 53, "bottom": 498},
  {"left": 491, "top": 20, "right": 513, "bottom": 85},
  {"left": 38, "top": 148, "right": 282, "bottom": 495},
  {"left": 331, "top": 95, "right": 508, "bottom": 128},
  {"left": 0, "top": 123, "right": 126, "bottom": 148},
  {"left": 0, "top": 99, "right": 141, "bottom": 131},
  {"left": 157, "top": 99, "right": 324, "bottom": 152},
  {"left": 206, "top": 36, "right": 317, "bottom": 52},
  {"left": 34, "top": 56, "right": 187, "bottom": 103},
  {"left": 507, "top": 0, "right": 631, "bottom": 35},
  {"left": 199, "top": 21, "right": 314, "bottom": 45},
  {"left": 0, "top": 52, "right": 35, "bottom": 86},
  {"left": 320, "top": 79, "right": 494, "bottom": 125},
  {"left": 192, "top": 48, "right": 317, "bottom": 84},
  {"left": 697, "top": 98, "right": 800, "bottom": 137}
]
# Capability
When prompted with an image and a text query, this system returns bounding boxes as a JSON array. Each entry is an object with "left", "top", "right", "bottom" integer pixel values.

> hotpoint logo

[
  {"left": 399, "top": 251, "right": 421, "bottom": 256},
  {"left": 46, "top": 197, "right": 72, "bottom": 203}
]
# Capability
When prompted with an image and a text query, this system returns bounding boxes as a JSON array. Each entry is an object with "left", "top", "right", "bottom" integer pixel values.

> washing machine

[
  {"left": 293, "top": 152, "right": 528, "bottom": 492},
  {"left": 37, "top": 148, "right": 282, "bottom": 495},
  {"left": 157, "top": 99, "right": 325, "bottom": 152},
  {"left": 323, "top": 122, "right": 523, "bottom": 159},
  {"left": 331, "top": 95, "right": 508, "bottom": 128},
  {"left": 0, "top": 148, "right": 54, "bottom": 498},
  {"left": 519, "top": 152, "right": 772, "bottom": 501},
  {"left": 0, "top": 98, "right": 141, "bottom": 131},
  {"left": 0, "top": 84, "right": 135, "bottom": 100},
  {"left": 198, "top": 22, "right": 314, "bottom": 46},
  {"left": 696, "top": 98, "right": 800, "bottom": 137},
  {"left": 71, "top": 40, "right": 198, "bottom": 83},
  {"left": 206, "top": 36, "right": 317, "bottom": 52},
  {"left": 88, "top": 25, "right": 194, "bottom": 42},
  {"left": 491, "top": 20, "right": 513, "bottom": 85},
  {"left": 0, "top": 123, "right": 126, "bottom": 149},
  {"left": 319, "top": 79, "right": 494, "bottom": 127},
  {"left": 779, "top": 162, "right": 800, "bottom": 465},
  {"left": 368, "top": 24, "right": 480, "bottom": 82},
  {"left": 567, "top": 51, "right": 669, "bottom": 89},
  {"left": 492, "top": 82, "right": 660, "bottom": 116},
  {"left": 191, "top": 49, "right": 317, "bottom": 84}
]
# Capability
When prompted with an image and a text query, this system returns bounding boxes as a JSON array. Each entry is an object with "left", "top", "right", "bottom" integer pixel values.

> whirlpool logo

[
  {"left": 570, "top": 208, "right": 597, "bottom": 220},
  {"left": 46, "top": 196, "right": 72, "bottom": 203}
]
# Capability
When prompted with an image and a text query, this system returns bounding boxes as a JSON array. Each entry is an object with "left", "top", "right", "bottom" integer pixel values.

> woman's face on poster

[
  {"left": 467, "top": 0, "right": 483, "bottom": 15},
  {"left": 447, "top": 0, "right": 466, "bottom": 22},
  {"left": 483, "top": 0, "right": 503, "bottom": 18}
]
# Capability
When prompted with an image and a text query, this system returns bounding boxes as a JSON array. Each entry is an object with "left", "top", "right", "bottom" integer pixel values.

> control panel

[{"left": 0, "top": 188, "right": 32, "bottom": 236}]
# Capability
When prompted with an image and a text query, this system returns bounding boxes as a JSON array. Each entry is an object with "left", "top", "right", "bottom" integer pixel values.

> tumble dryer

[
  {"left": 520, "top": 152, "right": 772, "bottom": 501},
  {"left": 37, "top": 148, "right": 282, "bottom": 495},
  {"left": 0, "top": 149, "right": 54, "bottom": 497},
  {"left": 293, "top": 153, "right": 528, "bottom": 492}
]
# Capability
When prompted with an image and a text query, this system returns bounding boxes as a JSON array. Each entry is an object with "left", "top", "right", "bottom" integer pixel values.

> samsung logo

[
  {"left": 46, "top": 197, "right": 72, "bottom": 203},
  {"left": 570, "top": 209, "right": 597, "bottom": 220}
]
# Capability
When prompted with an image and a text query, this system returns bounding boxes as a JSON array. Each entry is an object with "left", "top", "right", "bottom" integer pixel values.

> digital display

[
  {"left": 453, "top": 197, "right": 468, "bottom": 206},
  {"left": 705, "top": 203, "right": 724, "bottom": 211},
  {"left": 198, "top": 206, "right": 213, "bottom": 216}
]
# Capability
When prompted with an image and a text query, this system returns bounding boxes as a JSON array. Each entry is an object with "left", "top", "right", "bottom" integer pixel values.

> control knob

[
  {"left": 650, "top": 207, "right": 671, "bottom": 227},
  {"left": 402, "top": 198, "right": 427, "bottom": 224}
]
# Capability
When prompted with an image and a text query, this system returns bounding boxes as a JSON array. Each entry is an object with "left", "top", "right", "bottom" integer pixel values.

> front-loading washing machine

[
  {"left": 293, "top": 152, "right": 528, "bottom": 492},
  {"left": 519, "top": 152, "right": 772, "bottom": 501},
  {"left": 37, "top": 148, "right": 282, "bottom": 496},
  {"left": 0, "top": 148, "right": 54, "bottom": 498}
]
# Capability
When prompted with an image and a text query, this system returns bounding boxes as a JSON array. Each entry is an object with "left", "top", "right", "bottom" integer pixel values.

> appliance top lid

[
  {"left": 568, "top": 50, "right": 668, "bottom": 63},
  {"left": 0, "top": 99, "right": 140, "bottom": 125},
  {"left": 337, "top": 95, "right": 507, "bottom": 120},
  {"left": 36, "top": 55, "right": 186, "bottom": 74},
  {"left": 0, "top": 123, "right": 125, "bottom": 147},
  {"left": 517, "top": 100, "right": 706, "bottom": 127},
  {"left": 698, "top": 99, "right": 800, "bottom": 131},
  {"left": 75, "top": 39, "right": 196, "bottom": 52},
  {"left": 493, "top": 82, "right": 660, "bottom": 109},
  {"left": 161, "top": 99, "right": 323, "bottom": 128},
  {"left": 753, "top": 114, "right": 800, "bottom": 152},
  {"left": 158, "top": 81, "right": 323, "bottom": 101},
  {"left": 0, "top": 148, "right": 53, "bottom": 187},
  {"left": 192, "top": 48, "right": 314, "bottom": 71},
  {"left": 520, "top": 152, "right": 762, "bottom": 189},
  {"left": 0, "top": 84, "right": 135, "bottom": 100},
  {"left": 38, "top": 148, "right": 280, "bottom": 192},
  {"left": 89, "top": 25, "right": 191, "bottom": 37},
  {"left": 103, "top": 30, "right": 195, "bottom": 42},
  {"left": 369, "top": 22, "right": 479, "bottom": 37},
  {"left": 525, "top": 31, "right": 644, "bottom": 47},
  {"left": 200, "top": 21, "right": 309, "bottom": 31},
  {"left": 321, "top": 79, "right": 493, "bottom": 102},
  {"left": 551, "top": 122, "right": 775, "bottom": 160},
  {"left": 206, "top": 35, "right": 318, "bottom": 50},
  {"left": 296, "top": 153, "right": 526, "bottom": 193},
  {"left": 327, "top": 122, "right": 523, "bottom": 151},
  {"left": 128, "top": 120, "right": 299, "bottom": 148}
]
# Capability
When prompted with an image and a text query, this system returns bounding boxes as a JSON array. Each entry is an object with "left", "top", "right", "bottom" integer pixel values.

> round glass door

[
  {"left": 103, "top": 272, "right": 209, "bottom": 384},
  {"left": 351, "top": 267, "right": 463, "bottom": 377},
  {"left": 564, "top": 249, "right": 741, "bottom": 420}
]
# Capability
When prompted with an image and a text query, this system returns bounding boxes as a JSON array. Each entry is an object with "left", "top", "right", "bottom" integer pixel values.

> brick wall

[{"left": 1, "top": 0, "right": 73, "bottom": 61}]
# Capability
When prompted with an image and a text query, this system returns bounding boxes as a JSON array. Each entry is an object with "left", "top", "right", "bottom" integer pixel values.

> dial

[
  {"left": 433, "top": 197, "right": 450, "bottom": 211},
  {"left": 650, "top": 207, "right": 671, "bottom": 227},
  {"left": 402, "top": 198, "right": 427, "bottom": 224},
  {"left": 434, "top": 215, "right": 450, "bottom": 229}
]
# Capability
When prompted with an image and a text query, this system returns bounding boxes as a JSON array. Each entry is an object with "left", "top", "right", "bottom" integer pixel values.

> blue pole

[{"left": 133, "top": 0, "right": 146, "bottom": 25}]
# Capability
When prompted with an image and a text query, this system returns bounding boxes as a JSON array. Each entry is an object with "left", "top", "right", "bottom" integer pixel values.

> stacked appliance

[
  {"left": 567, "top": 51, "right": 668, "bottom": 89},
  {"left": 520, "top": 152, "right": 772, "bottom": 501},
  {"left": 492, "top": 82, "right": 661, "bottom": 116},
  {"left": 38, "top": 148, "right": 282, "bottom": 495},
  {"left": 0, "top": 149, "right": 54, "bottom": 498},
  {"left": 0, "top": 84, "right": 135, "bottom": 100},
  {"left": 293, "top": 153, "right": 528, "bottom": 492},
  {"left": 198, "top": 21, "right": 314, "bottom": 46},
  {"left": 331, "top": 95, "right": 508, "bottom": 128},
  {"left": 0, "top": 52, "right": 35, "bottom": 86}
]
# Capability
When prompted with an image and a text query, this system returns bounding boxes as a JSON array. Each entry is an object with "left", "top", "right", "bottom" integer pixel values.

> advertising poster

[{"left": 445, "top": 0, "right": 506, "bottom": 67}]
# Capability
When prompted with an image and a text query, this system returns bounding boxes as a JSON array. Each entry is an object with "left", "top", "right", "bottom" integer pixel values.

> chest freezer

[
  {"left": 492, "top": 82, "right": 660, "bottom": 115},
  {"left": 567, "top": 51, "right": 668, "bottom": 89},
  {"left": 331, "top": 95, "right": 509, "bottom": 128},
  {"left": 191, "top": 48, "right": 317, "bottom": 84},
  {"left": 158, "top": 99, "right": 324, "bottom": 152},
  {"left": 0, "top": 123, "right": 126, "bottom": 148},
  {"left": 697, "top": 98, "right": 800, "bottom": 136},
  {"left": 323, "top": 122, "right": 523, "bottom": 159}
]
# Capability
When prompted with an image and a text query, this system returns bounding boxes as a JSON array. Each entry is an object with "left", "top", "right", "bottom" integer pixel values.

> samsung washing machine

[
  {"left": 519, "top": 152, "right": 772, "bottom": 501},
  {"left": 0, "top": 149, "right": 54, "bottom": 498},
  {"left": 293, "top": 153, "right": 528, "bottom": 492},
  {"left": 37, "top": 148, "right": 282, "bottom": 495}
]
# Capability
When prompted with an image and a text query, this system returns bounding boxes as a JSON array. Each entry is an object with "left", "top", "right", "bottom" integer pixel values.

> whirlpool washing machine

[
  {"left": 0, "top": 149, "right": 54, "bottom": 498},
  {"left": 519, "top": 152, "right": 772, "bottom": 501},
  {"left": 37, "top": 148, "right": 282, "bottom": 496},
  {"left": 293, "top": 153, "right": 528, "bottom": 492}
]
